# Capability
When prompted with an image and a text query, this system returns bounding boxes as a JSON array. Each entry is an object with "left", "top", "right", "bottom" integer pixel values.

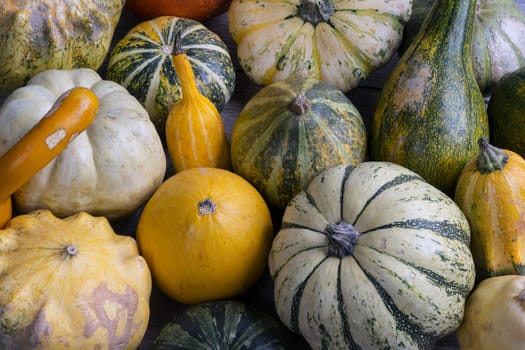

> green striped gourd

[
  {"left": 269, "top": 161, "right": 475, "bottom": 350},
  {"left": 228, "top": 0, "right": 412, "bottom": 92},
  {"left": 400, "top": 0, "right": 525, "bottom": 94},
  {"left": 370, "top": 0, "right": 488, "bottom": 195},
  {"left": 106, "top": 16, "right": 235, "bottom": 133},
  {"left": 152, "top": 300, "right": 309, "bottom": 349},
  {"left": 230, "top": 77, "right": 367, "bottom": 210}
]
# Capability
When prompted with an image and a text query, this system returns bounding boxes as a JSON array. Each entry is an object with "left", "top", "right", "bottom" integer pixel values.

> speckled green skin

[
  {"left": 106, "top": 16, "right": 235, "bottom": 134},
  {"left": 487, "top": 67, "right": 525, "bottom": 157},
  {"left": 230, "top": 77, "right": 367, "bottom": 211},
  {"left": 370, "top": 0, "right": 489, "bottom": 196},
  {"left": 400, "top": 0, "right": 525, "bottom": 94},
  {"left": 0, "top": 0, "right": 125, "bottom": 97}
]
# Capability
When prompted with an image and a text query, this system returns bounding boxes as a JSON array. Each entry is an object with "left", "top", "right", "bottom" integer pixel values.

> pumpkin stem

[
  {"left": 290, "top": 94, "right": 311, "bottom": 115},
  {"left": 476, "top": 137, "right": 509, "bottom": 174},
  {"left": 325, "top": 221, "right": 360, "bottom": 258},
  {"left": 63, "top": 244, "right": 79, "bottom": 258},
  {"left": 198, "top": 198, "right": 217, "bottom": 215},
  {"left": 297, "top": 0, "right": 335, "bottom": 25},
  {"left": 171, "top": 30, "right": 200, "bottom": 97}
]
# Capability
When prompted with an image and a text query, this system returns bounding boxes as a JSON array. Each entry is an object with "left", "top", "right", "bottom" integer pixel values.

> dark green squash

[
  {"left": 487, "top": 66, "right": 525, "bottom": 158},
  {"left": 369, "top": 0, "right": 488, "bottom": 195},
  {"left": 152, "top": 300, "right": 309, "bottom": 349}
]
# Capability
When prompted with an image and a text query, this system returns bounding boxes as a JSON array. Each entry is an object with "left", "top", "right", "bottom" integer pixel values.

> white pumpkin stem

[
  {"left": 297, "top": 0, "right": 335, "bottom": 25},
  {"left": 325, "top": 221, "right": 360, "bottom": 258},
  {"left": 64, "top": 244, "right": 79, "bottom": 257}
]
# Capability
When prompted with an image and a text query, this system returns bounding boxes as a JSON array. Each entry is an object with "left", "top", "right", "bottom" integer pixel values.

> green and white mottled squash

[
  {"left": 228, "top": 0, "right": 412, "bottom": 92},
  {"left": 106, "top": 16, "right": 235, "bottom": 133},
  {"left": 152, "top": 300, "right": 309, "bottom": 349},
  {"left": 0, "top": 68, "right": 166, "bottom": 220},
  {"left": 400, "top": 0, "right": 525, "bottom": 93},
  {"left": 230, "top": 77, "right": 367, "bottom": 210},
  {"left": 269, "top": 162, "right": 476, "bottom": 350},
  {"left": 0, "top": 0, "right": 125, "bottom": 97}
]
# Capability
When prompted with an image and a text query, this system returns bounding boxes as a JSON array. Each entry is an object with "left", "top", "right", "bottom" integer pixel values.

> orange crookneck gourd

[
  {"left": 165, "top": 31, "right": 231, "bottom": 173},
  {"left": 0, "top": 87, "right": 99, "bottom": 228}
]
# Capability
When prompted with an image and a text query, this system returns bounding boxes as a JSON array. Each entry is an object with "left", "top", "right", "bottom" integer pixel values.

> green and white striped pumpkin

[
  {"left": 106, "top": 16, "right": 235, "bottom": 133},
  {"left": 228, "top": 0, "right": 412, "bottom": 92},
  {"left": 400, "top": 0, "right": 525, "bottom": 93},
  {"left": 152, "top": 300, "right": 309, "bottom": 349},
  {"left": 230, "top": 77, "right": 367, "bottom": 210},
  {"left": 269, "top": 162, "right": 476, "bottom": 349}
]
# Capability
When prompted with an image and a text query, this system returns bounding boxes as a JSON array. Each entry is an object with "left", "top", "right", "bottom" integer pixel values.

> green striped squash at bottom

[
  {"left": 152, "top": 300, "right": 309, "bottom": 349},
  {"left": 106, "top": 16, "right": 235, "bottom": 134},
  {"left": 230, "top": 77, "right": 367, "bottom": 211},
  {"left": 269, "top": 161, "right": 475, "bottom": 350}
]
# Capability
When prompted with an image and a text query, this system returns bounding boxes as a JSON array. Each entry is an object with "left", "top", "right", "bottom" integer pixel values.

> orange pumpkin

[
  {"left": 0, "top": 87, "right": 98, "bottom": 228},
  {"left": 136, "top": 167, "right": 274, "bottom": 304},
  {"left": 125, "top": 0, "right": 232, "bottom": 22},
  {"left": 455, "top": 137, "right": 525, "bottom": 278}
]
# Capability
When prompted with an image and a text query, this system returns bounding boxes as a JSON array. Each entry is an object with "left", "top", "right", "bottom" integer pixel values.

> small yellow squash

[
  {"left": 455, "top": 137, "right": 525, "bottom": 278},
  {"left": 0, "top": 210, "right": 152, "bottom": 349},
  {"left": 458, "top": 275, "right": 525, "bottom": 350}
]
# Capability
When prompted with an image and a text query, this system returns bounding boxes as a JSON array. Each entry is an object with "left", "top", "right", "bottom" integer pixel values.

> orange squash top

[{"left": 0, "top": 87, "right": 99, "bottom": 228}]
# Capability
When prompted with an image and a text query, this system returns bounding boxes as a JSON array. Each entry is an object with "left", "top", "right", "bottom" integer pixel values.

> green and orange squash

[
  {"left": 230, "top": 76, "right": 367, "bottom": 210},
  {"left": 107, "top": 16, "right": 235, "bottom": 134}
]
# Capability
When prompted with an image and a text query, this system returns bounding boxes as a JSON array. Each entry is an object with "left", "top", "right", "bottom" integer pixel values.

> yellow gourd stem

[
  {"left": 0, "top": 87, "right": 99, "bottom": 228},
  {"left": 165, "top": 30, "right": 231, "bottom": 172}
]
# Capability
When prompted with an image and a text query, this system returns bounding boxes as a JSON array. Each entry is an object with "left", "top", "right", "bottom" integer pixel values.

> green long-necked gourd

[{"left": 370, "top": 0, "right": 488, "bottom": 195}]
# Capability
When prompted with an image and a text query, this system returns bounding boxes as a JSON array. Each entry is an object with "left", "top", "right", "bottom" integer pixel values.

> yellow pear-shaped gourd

[
  {"left": 165, "top": 31, "right": 231, "bottom": 172},
  {"left": 458, "top": 275, "right": 525, "bottom": 350}
]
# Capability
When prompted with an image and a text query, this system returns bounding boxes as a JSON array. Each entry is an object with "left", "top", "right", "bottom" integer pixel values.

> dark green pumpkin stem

[
  {"left": 297, "top": 0, "right": 335, "bottom": 25},
  {"left": 291, "top": 94, "right": 311, "bottom": 115},
  {"left": 173, "top": 30, "right": 184, "bottom": 56},
  {"left": 477, "top": 137, "right": 508, "bottom": 174},
  {"left": 325, "top": 221, "right": 360, "bottom": 258}
]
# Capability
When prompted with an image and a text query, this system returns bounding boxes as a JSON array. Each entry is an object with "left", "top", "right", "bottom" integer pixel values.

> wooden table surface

[{"left": 100, "top": 2, "right": 525, "bottom": 349}]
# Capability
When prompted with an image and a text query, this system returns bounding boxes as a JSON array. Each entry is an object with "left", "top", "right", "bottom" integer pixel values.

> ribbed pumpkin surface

[
  {"left": 106, "top": 16, "right": 235, "bottom": 133},
  {"left": 269, "top": 162, "right": 475, "bottom": 349},
  {"left": 230, "top": 77, "right": 367, "bottom": 210},
  {"left": 152, "top": 300, "right": 308, "bottom": 349}
]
